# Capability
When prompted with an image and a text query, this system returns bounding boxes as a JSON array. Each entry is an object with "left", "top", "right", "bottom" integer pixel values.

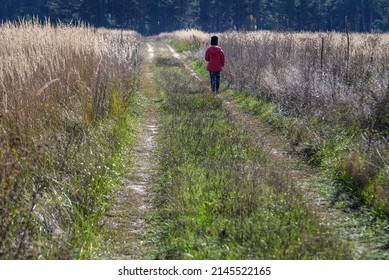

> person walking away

[{"left": 205, "top": 36, "right": 225, "bottom": 93}]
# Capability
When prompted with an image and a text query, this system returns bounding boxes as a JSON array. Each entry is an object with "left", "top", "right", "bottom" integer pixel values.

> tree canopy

[{"left": 1, "top": 0, "right": 388, "bottom": 34}]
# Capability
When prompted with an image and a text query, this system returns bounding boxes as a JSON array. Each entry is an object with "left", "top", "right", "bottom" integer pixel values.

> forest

[{"left": 1, "top": 0, "right": 389, "bottom": 34}]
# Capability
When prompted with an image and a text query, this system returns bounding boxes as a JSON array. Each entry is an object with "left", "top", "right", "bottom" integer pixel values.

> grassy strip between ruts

[{"left": 152, "top": 56, "right": 352, "bottom": 260}]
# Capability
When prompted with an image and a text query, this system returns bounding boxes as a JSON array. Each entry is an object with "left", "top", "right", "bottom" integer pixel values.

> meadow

[
  {"left": 221, "top": 31, "right": 389, "bottom": 218},
  {"left": 160, "top": 29, "right": 388, "bottom": 258},
  {"left": 169, "top": 29, "right": 389, "bottom": 219},
  {"left": 0, "top": 20, "right": 143, "bottom": 259},
  {"left": 1, "top": 22, "right": 388, "bottom": 260}
]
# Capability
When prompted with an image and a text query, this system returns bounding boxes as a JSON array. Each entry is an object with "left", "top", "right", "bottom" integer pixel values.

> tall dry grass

[
  {"left": 221, "top": 31, "right": 389, "bottom": 217},
  {"left": 0, "top": 20, "right": 143, "bottom": 259},
  {"left": 156, "top": 29, "right": 210, "bottom": 59},
  {"left": 156, "top": 29, "right": 210, "bottom": 44},
  {"left": 222, "top": 31, "right": 389, "bottom": 129}
]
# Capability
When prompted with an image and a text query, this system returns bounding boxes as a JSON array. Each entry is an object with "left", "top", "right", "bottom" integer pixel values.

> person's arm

[
  {"left": 205, "top": 48, "right": 210, "bottom": 62},
  {"left": 220, "top": 50, "right": 225, "bottom": 68}
]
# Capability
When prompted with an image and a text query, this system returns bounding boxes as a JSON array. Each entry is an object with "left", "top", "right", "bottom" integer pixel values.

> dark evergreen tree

[
  {"left": 78, "top": 0, "right": 105, "bottom": 26},
  {"left": 273, "top": 0, "right": 297, "bottom": 30},
  {"left": 373, "top": 0, "right": 389, "bottom": 31},
  {"left": 362, "top": 0, "right": 374, "bottom": 31},
  {"left": 235, "top": 0, "right": 261, "bottom": 31},
  {"left": 0, "top": 0, "right": 23, "bottom": 19},
  {"left": 297, "top": 0, "right": 309, "bottom": 30},
  {"left": 0, "top": 0, "right": 388, "bottom": 34},
  {"left": 177, "top": 0, "right": 200, "bottom": 29}
]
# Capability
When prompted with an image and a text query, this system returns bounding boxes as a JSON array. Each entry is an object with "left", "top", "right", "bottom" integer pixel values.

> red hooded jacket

[{"left": 205, "top": 46, "right": 225, "bottom": 72}]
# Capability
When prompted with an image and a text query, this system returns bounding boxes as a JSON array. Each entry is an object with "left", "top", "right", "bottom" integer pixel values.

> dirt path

[
  {"left": 101, "top": 40, "right": 371, "bottom": 259},
  {"left": 102, "top": 43, "right": 159, "bottom": 259},
  {"left": 101, "top": 40, "right": 185, "bottom": 259}
]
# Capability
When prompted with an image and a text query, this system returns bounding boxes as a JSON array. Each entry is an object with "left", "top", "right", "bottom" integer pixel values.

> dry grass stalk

[
  {"left": 220, "top": 30, "right": 389, "bottom": 216},
  {"left": 156, "top": 28, "right": 210, "bottom": 45},
  {"left": 0, "top": 20, "right": 143, "bottom": 259}
]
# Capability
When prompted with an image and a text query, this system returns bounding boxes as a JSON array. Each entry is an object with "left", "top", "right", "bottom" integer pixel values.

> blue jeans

[{"left": 209, "top": 72, "right": 220, "bottom": 92}]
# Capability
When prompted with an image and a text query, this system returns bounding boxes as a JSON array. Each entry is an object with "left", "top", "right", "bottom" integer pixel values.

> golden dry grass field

[
  {"left": 1, "top": 24, "right": 388, "bottom": 260},
  {"left": 0, "top": 20, "right": 143, "bottom": 259}
]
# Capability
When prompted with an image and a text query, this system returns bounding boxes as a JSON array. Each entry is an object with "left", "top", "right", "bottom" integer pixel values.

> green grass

[
  {"left": 0, "top": 85, "right": 140, "bottom": 260},
  {"left": 237, "top": 77, "right": 387, "bottom": 220},
  {"left": 189, "top": 60, "right": 208, "bottom": 77},
  {"left": 216, "top": 89, "right": 389, "bottom": 259},
  {"left": 168, "top": 39, "right": 205, "bottom": 53},
  {"left": 170, "top": 41, "right": 389, "bottom": 259},
  {"left": 152, "top": 61, "right": 352, "bottom": 260},
  {"left": 229, "top": 91, "right": 389, "bottom": 216}
]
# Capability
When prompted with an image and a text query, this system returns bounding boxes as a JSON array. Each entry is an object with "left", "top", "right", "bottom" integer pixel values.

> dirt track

[
  {"left": 102, "top": 42, "right": 159, "bottom": 259},
  {"left": 102, "top": 39, "right": 369, "bottom": 259}
]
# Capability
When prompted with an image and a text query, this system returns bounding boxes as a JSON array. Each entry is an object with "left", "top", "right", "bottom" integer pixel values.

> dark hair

[{"left": 211, "top": 36, "right": 218, "bottom": 45}]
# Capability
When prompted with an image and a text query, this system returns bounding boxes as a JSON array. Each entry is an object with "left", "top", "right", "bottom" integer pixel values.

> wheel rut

[{"left": 102, "top": 42, "right": 159, "bottom": 259}]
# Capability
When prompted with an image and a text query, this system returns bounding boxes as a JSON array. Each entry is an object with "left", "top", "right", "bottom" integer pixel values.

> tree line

[{"left": 1, "top": 0, "right": 388, "bottom": 34}]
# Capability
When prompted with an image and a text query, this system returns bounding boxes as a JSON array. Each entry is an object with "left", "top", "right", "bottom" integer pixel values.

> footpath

[{"left": 102, "top": 42, "right": 159, "bottom": 259}]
